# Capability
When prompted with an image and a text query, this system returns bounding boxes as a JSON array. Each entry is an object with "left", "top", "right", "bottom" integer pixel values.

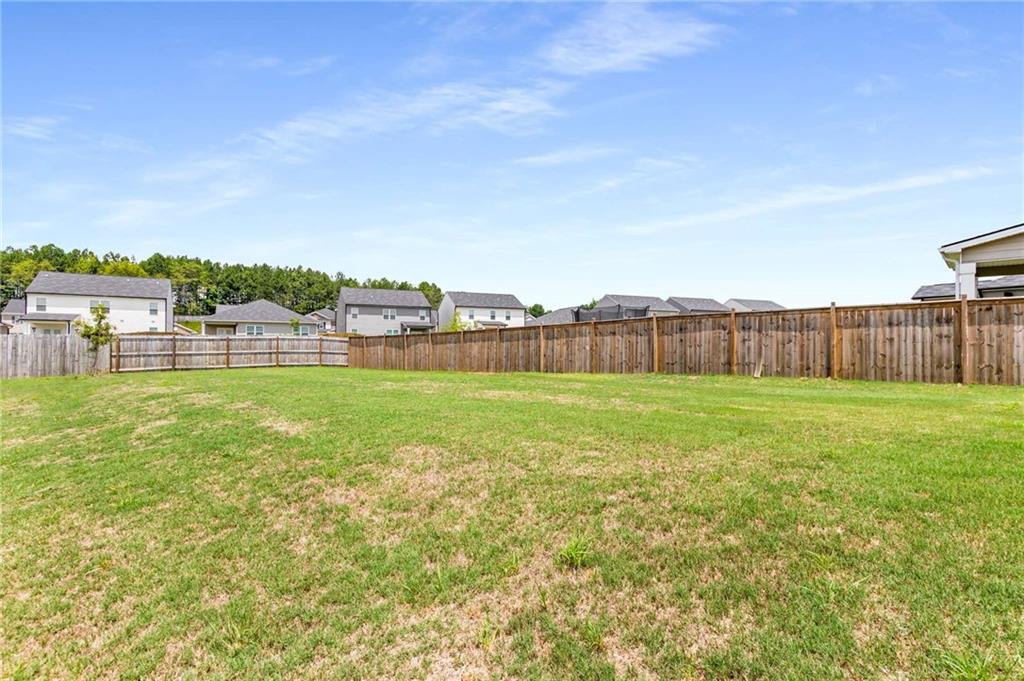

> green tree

[
  {"left": 73, "top": 303, "right": 116, "bottom": 353},
  {"left": 10, "top": 258, "right": 54, "bottom": 291},
  {"left": 579, "top": 298, "right": 600, "bottom": 310},
  {"left": 289, "top": 318, "right": 300, "bottom": 335},
  {"left": 441, "top": 311, "right": 468, "bottom": 332},
  {"left": 528, "top": 303, "right": 547, "bottom": 318},
  {"left": 418, "top": 282, "right": 444, "bottom": 309},
  {"left": 100, "top": 259, "right": 147, "bottom": 277}
]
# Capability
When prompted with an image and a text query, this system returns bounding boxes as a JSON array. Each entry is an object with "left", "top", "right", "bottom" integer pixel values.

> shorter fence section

[
  {"left": 0, "top": 334, "right": 110, "bottom": 379},
  {"left": 112, "top": 335, "right": 348, "bottom": 373}
]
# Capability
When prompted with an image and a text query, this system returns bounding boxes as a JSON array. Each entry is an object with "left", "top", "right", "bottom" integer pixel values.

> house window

[
  {"left": 300, "top": 327, "right": 310, "bottom": 336},
  {"left": 350, "top": 328, "right": 358, "bottom": 334},
  {"left": 351, "top": 307, "right": 359, "bottom": 319},
  {"left": 149, "top": 326, "right": 158, "bottom": 332},
  {"left": 89, "top": 300, "right": 111, "bottom": 313},
  {"left": 383, "top": 308, "right": 396, "bottom": 320},
  {"left": 385, "top": 328, "right": 400, "bottom": 336},
  {"left": 505, "top": 310, "right": 511, "bottom": 321},
  {"left": 468, "top": 309, "right": 475, "bottom": 320},
  {"left": 149, "top": 302, "right": 159, "bottom": 315},
  {"left": 36, "top": 298, "right": 46, "bottom": 312},
  {"left": 245, "top": 324, "right": 264, "bottom": 336},
  {"left": 420, "top": 309, "right": 428, "bottom": 321},
  {"left": 490, "top": 310, "right": 496, "bottom": 320}
]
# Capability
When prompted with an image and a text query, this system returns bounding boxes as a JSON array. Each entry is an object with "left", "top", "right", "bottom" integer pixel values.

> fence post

[
  {"left": 495, "top": 328, "right": 502, "bottom": 372},
  {"left": 318, "top": 336, "right": 323, "bottom": 366},
  {"left": 171, "top": 334, "right": 177, "bottom": 371},
  {"left": 651, "top": 315, "right": 659, "bottom": 373},
  {"left": 113, "top": 336, "right": 120, "bottom": 373},
  {"left": 459, "top": 331, "right": 465, "bottom": 371},
  {"left": 960, "top": 295, "right": 970, "bottom": 384},
  {"left": 590, "top": 320, "right": 598, "bottom": 373},
  {"left": 539, "top": 325, "right": 546, "bottom": 373},
  {"left": 829, "top": 302, "right": 839, "bottom": 380},
  {"left": 428, "top": 332, "right": 434, "bottom": 371},
  {"left": 276, "top": 336, "right": 281, "bottom": 367},
  {"left": 225, "top": 336, "right": 230, "bottom": 369},
  {"left": 402, "top": 333, "right": 408, "bottom": 371},
  {"left": 730, "top": 309, "right": 738, "bottom": 375}
]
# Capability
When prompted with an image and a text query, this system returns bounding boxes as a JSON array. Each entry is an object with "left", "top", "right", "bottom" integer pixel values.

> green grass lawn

[{"left": 2, "top": 368, "right": 1022, "bottom": 679}]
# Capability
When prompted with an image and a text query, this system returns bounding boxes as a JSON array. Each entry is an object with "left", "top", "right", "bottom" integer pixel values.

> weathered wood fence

[
  {"left": 111, "top": 335, "right": 349, "bottom": 373},
  {"left": 0, "top": 335, "right": 110, "bottom": 379},
  {"left": 349, "top": 299, "right": 1024, "bottom": 386}
]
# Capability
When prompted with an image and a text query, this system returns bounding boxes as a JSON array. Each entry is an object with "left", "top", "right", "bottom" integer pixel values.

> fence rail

[
  {"left": 112, "top": 335, "right": 348, "bottom": 373},
  {"left": 349, "top": 299, "right": 1024, "bottom": 386}
]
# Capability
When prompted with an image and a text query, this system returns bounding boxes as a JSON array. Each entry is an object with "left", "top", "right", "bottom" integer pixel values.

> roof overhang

[{"left": 939, "top": 223, "right": 1024, "bottom": 272}]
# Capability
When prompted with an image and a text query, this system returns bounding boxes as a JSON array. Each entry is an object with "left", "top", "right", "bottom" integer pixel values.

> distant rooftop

[
  {"left": 26, "top": 271, "right": 170, "bottom": 299},
  {"left": 446, "top": 291, "right": 525, "bottom": 309},
  {"left": 337, "top": 287, "right": 430, "bottom": 308}
]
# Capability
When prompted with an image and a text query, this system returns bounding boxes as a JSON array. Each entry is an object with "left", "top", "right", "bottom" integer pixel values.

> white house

[
  {"left": 7, "top": 271, "right": 173, "bottom": 335},
  {"left": 438, "top": 291, "right": 526, "bottom": 330},
  {"left": 308, "top": 308, "right": 336, "bottom": 332}
]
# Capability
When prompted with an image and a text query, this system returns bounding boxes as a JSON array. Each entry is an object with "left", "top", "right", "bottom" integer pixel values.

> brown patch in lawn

[
  {"left": 260, "top": 417, "right": 307, "bottom": 437},
  {"left": 132, "top": 416, "right": 177, "bottom": 443},
  {"left": 1, "top": 398, "right": 40, "bottom": 418}
]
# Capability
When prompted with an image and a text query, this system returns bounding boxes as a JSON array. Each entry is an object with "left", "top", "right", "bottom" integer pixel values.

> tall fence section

[
  {"left": 350, "top": 299, "right": 1024, "bottom": 386},
  {"left": 0, "top": 334, "right": 111, "bottom": 379}
]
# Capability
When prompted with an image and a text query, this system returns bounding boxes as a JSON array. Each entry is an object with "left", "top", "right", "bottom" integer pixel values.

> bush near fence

[{"left": 349, "top": 299, "right": 1024, "bottom": 386}]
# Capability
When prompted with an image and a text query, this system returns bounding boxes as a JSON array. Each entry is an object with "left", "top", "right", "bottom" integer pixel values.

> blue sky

[{"left": 3, "top": 2, "right": 1022, "bottom": 308}]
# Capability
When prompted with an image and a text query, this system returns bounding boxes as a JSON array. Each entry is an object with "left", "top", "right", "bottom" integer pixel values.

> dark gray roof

[
  {"left": 202, "top": 299, "right": 317, "bottom": 324},
  {"left": 20, "top": 312, "right": 81, "bottom": 322},
  {"left": 912, "top": 275, "right": 1024, "bottom": 300},
  {"left": 726, "top": 298, "right": 786, "bottom": 311},
  {"left": 26, "top": 271, "right": 170, "bottom": 298},
  {"left": 337, "top": 287, "right": 430, "bottom": 308},
  {"left": 309, "top": 307, "right": 334, "bottom": 319},
  {"left": 595, "top": 294, "right": 677, "bottom": 312},
  {"left": 446, "top": 291, "right": 526, "bottom": 309},
  {"left": 667, "top": 296, "right": 729, "bottom": 314},
  {"left": 2, "top": 298, "right": 26, "bottom": 315},
  {"left": 215, "top": 304, "right": 238, "bottom": 314},
  {"left": 527, "top": 306, "right": 577, "bottom": 325},
  {"left": 941, "top": 221, "right": 1024, "bottom": 249}
]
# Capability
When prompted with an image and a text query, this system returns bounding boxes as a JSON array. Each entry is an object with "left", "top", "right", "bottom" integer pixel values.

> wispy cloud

[
  {"left": 513, "top": 145, "right": 620, "bottom": 166},
  {"left": 622, "top": 164, "right": 997, "bottom": 234},
  {"left": 5, "top": 116, "right": 62, "bottom": 141},
  {"left": 201, "top": 51, "right": 337, "bottom": 76},
  {"left": 541, "top": 3, "right": 720, "bottom": 76},
  {"left": 942, "top": 67, "right": 980, "bottom": 80},
  {"left": 559, "top": 154, "right": 700, "bottom": 200},
  {"left": 854, "top": 74, "right": 900, "bottom": 97}
]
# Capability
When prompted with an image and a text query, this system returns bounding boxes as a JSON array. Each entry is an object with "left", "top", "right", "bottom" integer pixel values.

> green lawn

[{"left": 2, "top": 368, "right": 1022, "bottom": 679}]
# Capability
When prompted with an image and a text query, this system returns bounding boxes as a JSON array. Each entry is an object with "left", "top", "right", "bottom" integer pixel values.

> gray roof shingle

[
  {"left": 337, "top": 287, "right": 430, "bottom": 308},
  {"left": 595, "top": 294, "right": 677, "bottom": 312},
  {"left": 912, "top": 275, "right": 1024, "bottom": 300},
  {"left": 2, "top": 298, "right": 26, "bottom": 315},
  {"left": 667, "top": 296, "right": 730, "bottom": 314},
  {"left": 26, "top": 271, "right": 171, "bottom": 299},
  {"left": 310, "top": 307, "right": 335, "bottom": 319},
  {"left": 725, "top": 298, "right": 786, "bottom": 312},
  {"left": 202, "top": 299, "right": 317, "bottom": 324},
  {"left": 526, "top": 307, "right": 577, "bottom": 325},
  {"left": 446, "top": 291, "right": 525, "bottom": 309}
]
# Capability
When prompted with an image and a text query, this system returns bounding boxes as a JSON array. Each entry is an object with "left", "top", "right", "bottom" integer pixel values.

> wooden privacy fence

[
  {"left": 112, "top": 335, "right": 349, "bottom": 373},
  {"left": 349, "top": 299, "right": 1024, "bottom": 386},
  {"left": 0, "top": 334, "right": 110, "bottom": 379}
]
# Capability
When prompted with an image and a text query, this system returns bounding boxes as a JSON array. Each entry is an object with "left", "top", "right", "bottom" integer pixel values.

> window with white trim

[
  {"left": 383, "top": 308, "right": 396, "bottom": 320},
  {"left": 36, "top": 298, "right": 47, "bottom": 312},
  {"left": 149, "top": 302, "right": 159, "bottom": 315},
  {"left": 149, "top": 326, "right": 158, "bottom": 332},
  {"left": 490, "top": 310, "right": 496, "bottom": 320},
  {"left": 245, "top": 324, "right": 264, "bottom": 336},
  {"left": 420, "top": 309, "right": 428, "bottom": 321},
  {"left": 468, "top": 309, "right": 475, "bottom": 320},
  {"left": 385, "top": 328, "right": 400, "bottom": 336},
  {"left": 505, "top": 310, "right": 511, "bottom": 321},
  {"left": 300, "top": 327, "right": 310, "bottom": 336},
  {"left": 351, "top": 307, "right": 359, "bottom": 319},
  {"left": 89, "top": 300, "right": 111, "bottom": 313}
]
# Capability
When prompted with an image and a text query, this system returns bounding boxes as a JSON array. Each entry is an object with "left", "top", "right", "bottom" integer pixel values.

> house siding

[
  {"left": 339, "top": 305, "right": 432, "bottom": 335},
  {"left": 20, "top": 293, "right": 170, "bottom": 334}
]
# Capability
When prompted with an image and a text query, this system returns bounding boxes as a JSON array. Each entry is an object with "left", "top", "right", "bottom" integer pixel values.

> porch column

[{"left": 954, "top": 261, "right": 978, "bottom": 299}]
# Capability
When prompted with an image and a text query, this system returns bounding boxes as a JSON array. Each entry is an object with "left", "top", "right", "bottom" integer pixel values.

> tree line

[{"left": 0, "top": 244, "right": 548, "bottom": 318}]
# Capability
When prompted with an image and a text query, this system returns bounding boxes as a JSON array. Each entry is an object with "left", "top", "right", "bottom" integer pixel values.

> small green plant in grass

[
  {"left": 938, "top": 649, "right": 998, "bottom": 681},
  {"left": 556, "top": 535, "right": 594, "bottom": 570}
]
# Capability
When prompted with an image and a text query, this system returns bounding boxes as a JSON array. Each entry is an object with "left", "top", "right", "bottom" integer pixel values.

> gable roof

[
  {"left": 202, "top": 299, "right": 316, "bottom": 324},
  {"left": 667, "top": 296, "right": 729, "bottom": 314},
  {"left": 337, "top": 287, "right": 430, "bottom": 308},
  {"left": 2, "top": 298, "right": 26, "bottom": 315},
  {"left": 595, "top": 294, "right": 677, "bottom": 312},
  {"left": 26, "top": 271, "right": 171, "bottom": 299},
  {"left": 309, "top": 307, "right": 334, "bottom": 319},
  {"left": 445, "top": 291, "right": 525, "bottom": 309},
  {"left": 526, "top": 306, "right": 577, "bottom": 326},
  {"left": 940, "top": 222, "right": 1024, "bottom": 250},
  {"left": 726, "top": 298, "right": 786, "bottom": 312},
  {"left": 912, "top": 275, "right": 1024, "bottom": 300}
]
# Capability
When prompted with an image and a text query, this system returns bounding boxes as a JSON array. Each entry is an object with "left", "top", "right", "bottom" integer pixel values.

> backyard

[{"left": 2, "top": 368, "right": 1022, "bottom": 679}]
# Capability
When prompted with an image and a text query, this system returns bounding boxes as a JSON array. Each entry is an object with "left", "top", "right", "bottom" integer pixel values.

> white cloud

[
  {"left": 622, "top": 165, "right": 997, "bottom": 234},
  {"left": 541, "top": 3, "right": 720, "bottom": 76},
  {"left": 854, "top": 74, "right": 900, "bottom": 97},
  {"left": 280, "top": 56, "right": 338, "bottom": 76},
  {"left": 96, "top": 199, "right": 175, "bottom": 227},
  {"left": 4, "top": 116, "right": 62, "bottom": 140},
  {"left": 202, "top": 51, "right": 337, "bottom": 76},
  {"left": 513, "top": 145, "right": 619, "bottom": 166}
]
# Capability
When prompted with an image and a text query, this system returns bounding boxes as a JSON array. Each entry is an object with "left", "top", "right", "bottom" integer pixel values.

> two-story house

[
  {"left": 335, "top": 288, "right": 434, "bottom": 335},
  {"left": 8, "top": 271, "right": 173, "bottom": 334},
  {"left": 438, "top": 291, "right": 527, "bottom": 330}
]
